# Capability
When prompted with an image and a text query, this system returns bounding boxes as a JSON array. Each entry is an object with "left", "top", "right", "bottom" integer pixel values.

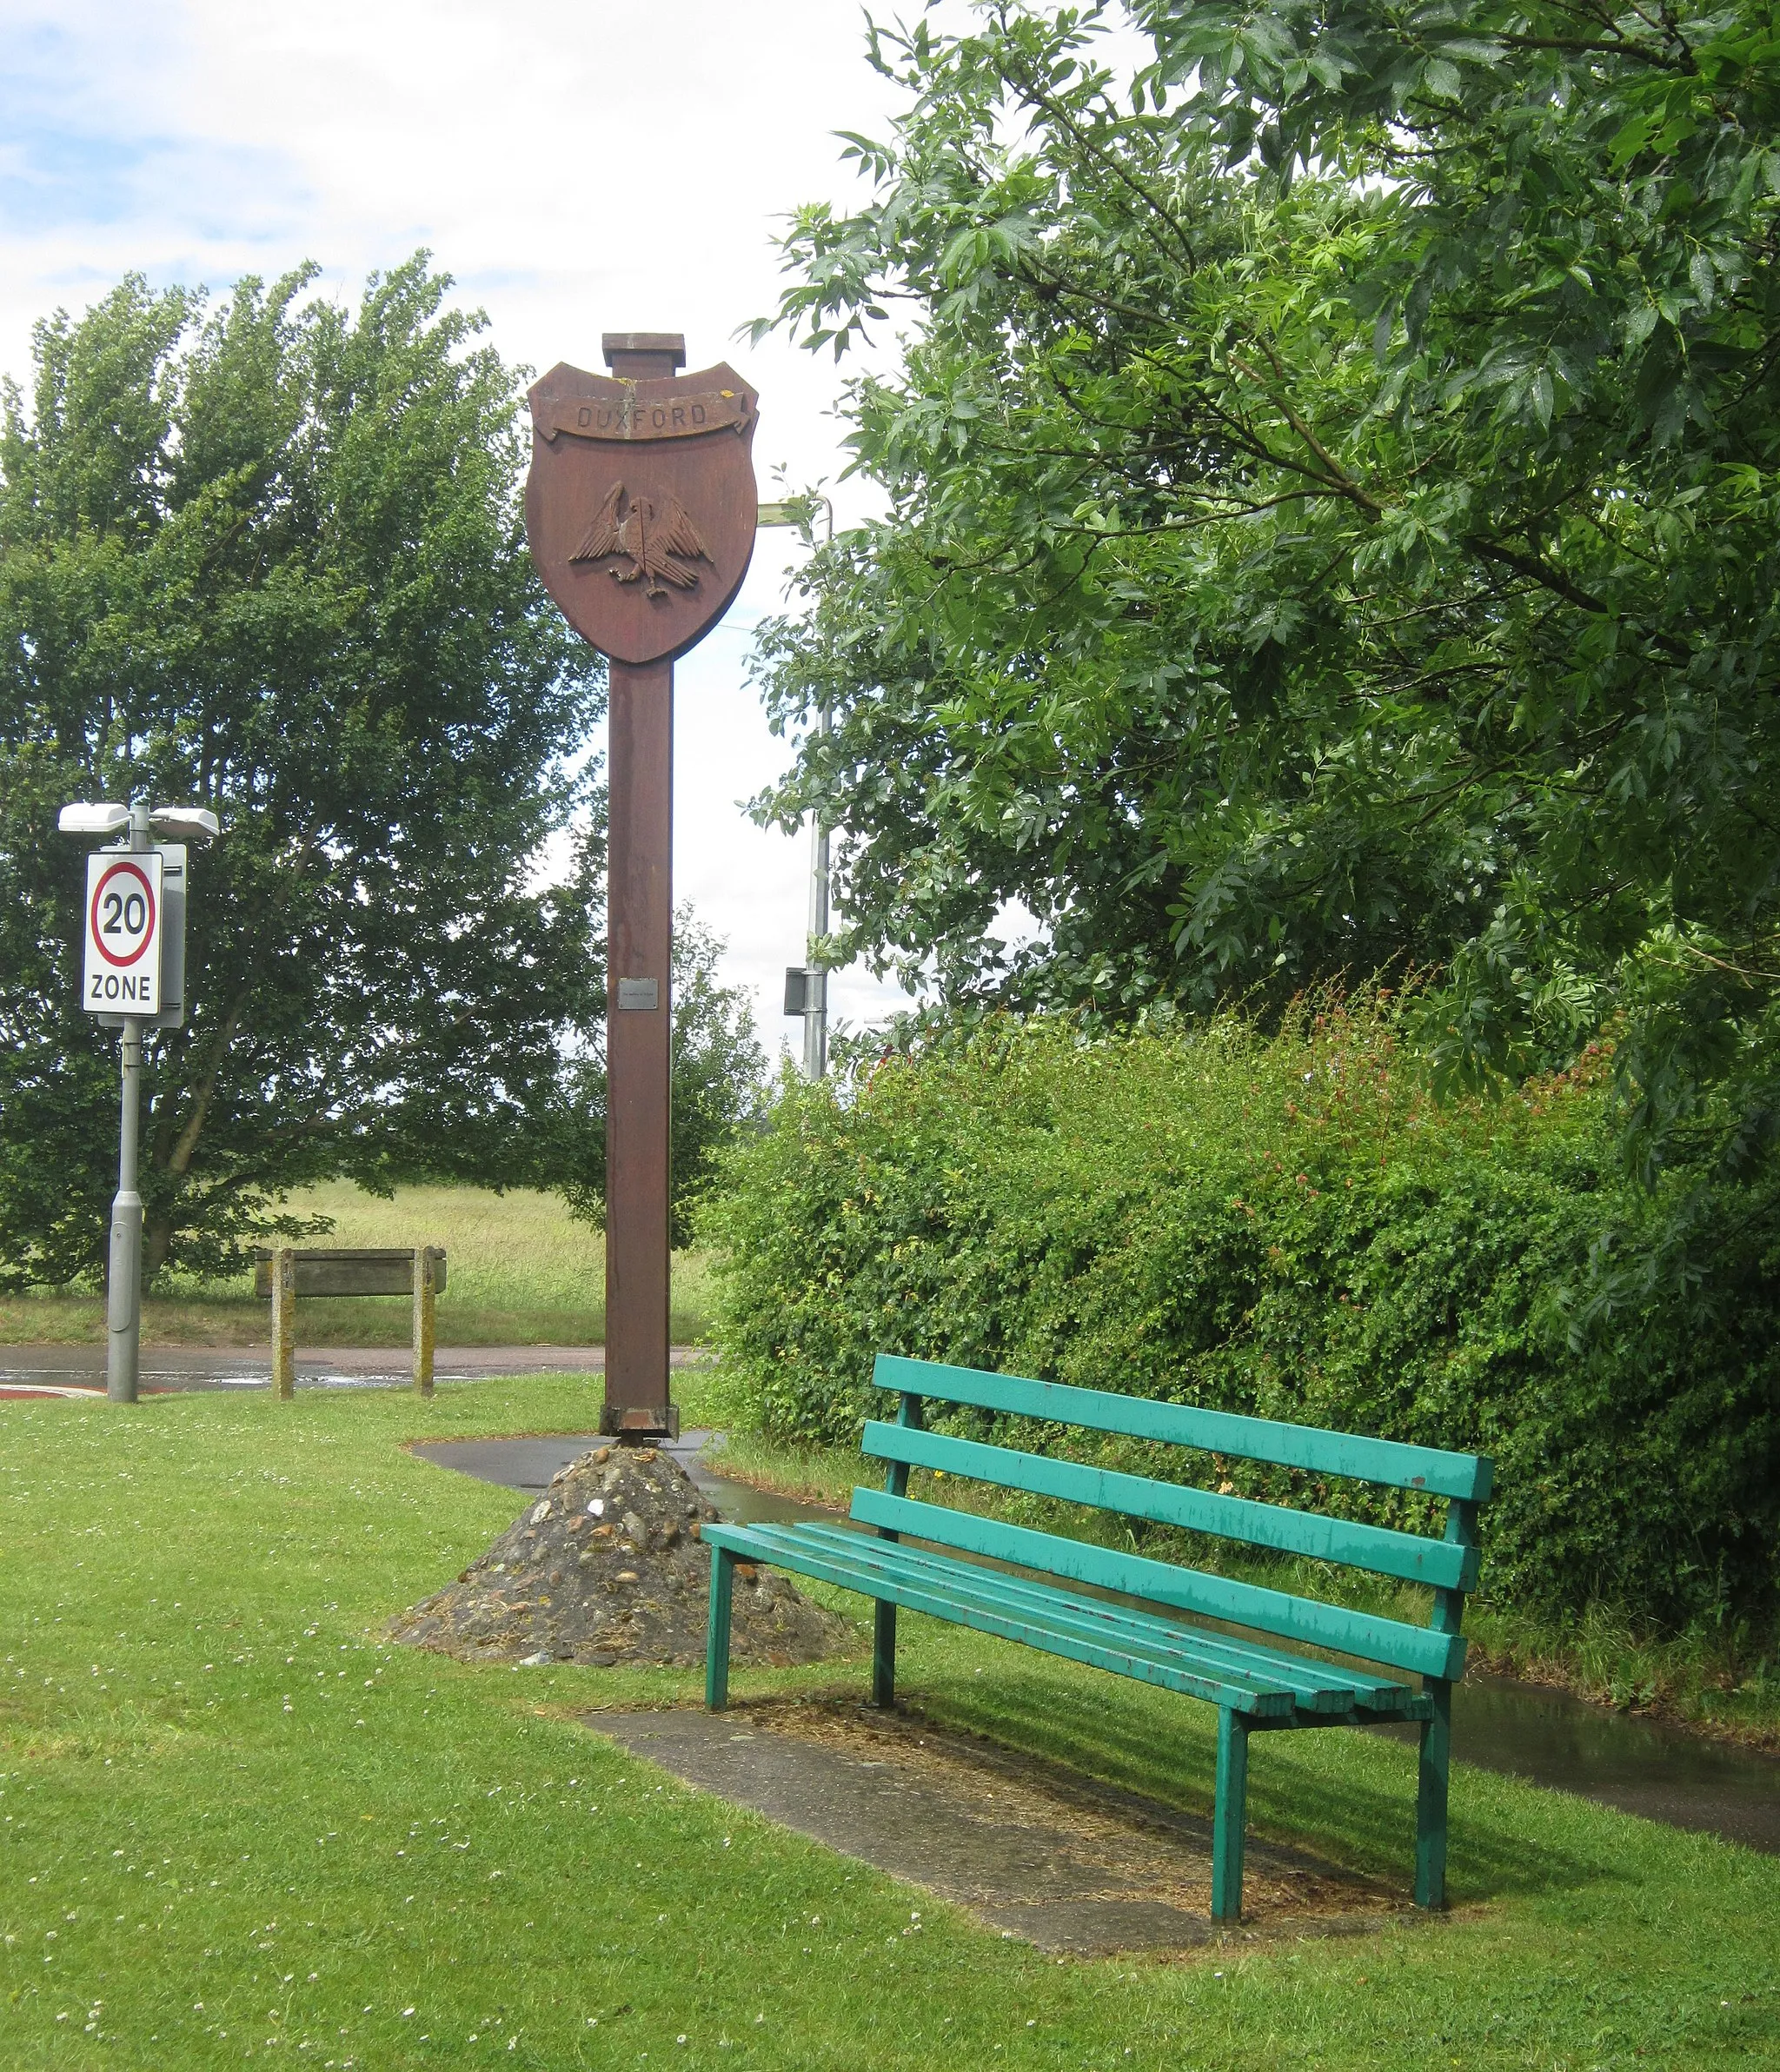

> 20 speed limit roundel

[
  {"left": 82, "top": 851, "right": 163, "bottom": 1014},
  {"left": 90, "top": 860, "right": 156, "bottom": 966}
]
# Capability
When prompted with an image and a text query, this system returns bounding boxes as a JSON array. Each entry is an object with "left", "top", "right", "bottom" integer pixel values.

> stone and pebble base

[{"left": 389, "top": 1444, "right": 851, "bottom": 1669}]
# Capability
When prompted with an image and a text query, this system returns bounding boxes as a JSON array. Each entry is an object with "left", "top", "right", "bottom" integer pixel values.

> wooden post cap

[{"left": 601, "top": 333, "right": 686, "bottom": 369}]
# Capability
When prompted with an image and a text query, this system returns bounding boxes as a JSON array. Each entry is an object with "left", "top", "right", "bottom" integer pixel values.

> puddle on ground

[
  {"left": 1376, "top": 1670, "right": 1780, "bottom": 1854},
  {"left": 0, "top": 1344, "right": 636, "bottom": 1391},
  {"left": 415, "top": 1430, "right": 1780, "bottom": 1856}
]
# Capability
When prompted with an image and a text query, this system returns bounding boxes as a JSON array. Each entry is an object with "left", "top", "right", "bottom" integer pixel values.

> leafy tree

[
  {"left": 0, "top": 259, "right": 606, "bottom": 1285},
  {"left": 555, "top": 904, "right": 767, "bottom": 1250},
  {"left": 665, "top": 909, "right": 769, "bottom": 1245},
  {"left": 752, "top": 0, "right": 1780, "bottom": 1190},
  {"left": 702, "top": 1004, "right": 1780, "bottom": 1632}
]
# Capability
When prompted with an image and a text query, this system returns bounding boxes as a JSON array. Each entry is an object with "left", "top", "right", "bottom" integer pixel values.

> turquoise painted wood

[
  {"left": 783, "top": 1524, "right": 1376, "bottom": 1715},
  {"left": 839, "top": 1529, "right": 1425, "bottom": 1713},
  {"left": 703, "top": 1519, "right": 1298, "bottom": 1715},
  {"left": 1415, "top": 1494, "right": 1480, "bottom": 1908},
  {"left": 1211, "top": 1709, "right": 1250, "bottom": 1923},
  {"left": 1416, "top": 1677, "right": 1452, "bottom": 1909},
  {"left": 705, "top": 1353, "right": 1492, "bottom": 1925},
  {"left": 873, "top": 1602, "right": 898, "bottom": 1709},
  {"left": 706, "top": 1546, "right": 735, "bottom": 1711},
  {"left": 825, "top": 1527, "right": 1367, "bottom": 1707},
  {"left": 863, "top": 1421, "right": 1478, "bottom": 1591},
  {"left": 779, "top": 1523, "right": 1409, "bottom": 1714},
  {"left": 872, "top": 1389, "right": 922, "bottom": 1707},
  {"left": 849, "top": 1488, "right": 1464, "bottom": 1679},
  {"left": 873, "top": 1354, "right": 1493, "bottom": 1500}
]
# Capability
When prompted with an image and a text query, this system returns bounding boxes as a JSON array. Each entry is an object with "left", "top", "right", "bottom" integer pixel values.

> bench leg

[
  {"left": 1211, "top": 1708, "right": 1250, "bottom": 1923},
  {"left": 1415, "top": 1675, "right": 1451, "bottom": 1909},
  {"left": 872, "top": 1599, "right": 897, "bottom": 1709},
  {"left": 705, "top": 1548, "right": 736, "bottom": 1710}
]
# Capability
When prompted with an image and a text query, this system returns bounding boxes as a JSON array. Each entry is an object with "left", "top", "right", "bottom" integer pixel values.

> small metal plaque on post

[
  {"left": 784, "top": 967, "right": 826, "bottom": 1017},
  {"left": 615, "top": 977, "right": 659, "bottom": 1011}
]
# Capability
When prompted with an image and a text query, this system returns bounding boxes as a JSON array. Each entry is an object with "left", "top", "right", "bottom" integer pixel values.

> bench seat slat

[
  {"left": 851, "top": 1487, "right": 1466, "bottom": 1681},
  {"left": 864, "top": 1421, "right": 1477, "bottom": 1592},
  {"left": 703, "top": 1521, "right": 1298, "bottom": 1716},
  {"left": 792, "top": 1524, "right": 1366, "bottom": 1710},
  {"left": 874, "top": 1355, "right": 1492, "bottom": 1502},
  {"left": 794, "top": 1523, "right": 1417, "bottom": 1714},
  {"left": 810, "top": 1527, "right": 1371, "bottom": 1710}
]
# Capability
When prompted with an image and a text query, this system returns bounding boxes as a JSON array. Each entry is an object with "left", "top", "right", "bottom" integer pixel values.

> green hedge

[{"left": 700, "top": 1007, "right": 1780, "bottom": 1635}]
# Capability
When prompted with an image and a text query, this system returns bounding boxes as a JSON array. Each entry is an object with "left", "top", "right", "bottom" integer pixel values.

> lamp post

[
  {"left": 757, "top": 495, "right": 835, "bottom": 1079},
  {"left": 58, "top": 798, "right": 220, "bottom": 1401}
]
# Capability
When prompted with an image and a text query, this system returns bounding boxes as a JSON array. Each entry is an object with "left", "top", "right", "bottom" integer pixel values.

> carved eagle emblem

[{"left": 570, "top": 481, "right": 712, "bottom": 597}]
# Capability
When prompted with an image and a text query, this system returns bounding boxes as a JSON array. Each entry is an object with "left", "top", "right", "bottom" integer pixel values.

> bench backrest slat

[
  {"left": 863, "top": 1422, "right": 1478, "bottom": 1592},
  {"left": 850, "top": 1488, "right": 1466, "bottom": 1680},
  {"left": 873, "top": 1354, "right": 1491, "bottom": 1502}
]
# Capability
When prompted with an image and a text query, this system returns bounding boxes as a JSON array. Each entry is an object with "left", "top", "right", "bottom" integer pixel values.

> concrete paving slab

[{"left": 583, "top": 1701, "right": 1408, "bottom": 1956}]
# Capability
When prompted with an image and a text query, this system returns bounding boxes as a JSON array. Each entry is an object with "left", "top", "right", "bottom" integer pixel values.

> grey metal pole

[
  {"left": 105, "top": 800, "right": 152, "bottom": 1403},
  {"left": 802, "top": 704, "right": 831, "bottom": 1082},
  {"left": 801, "top": 494, "right": 836, "bottom": 1082}
]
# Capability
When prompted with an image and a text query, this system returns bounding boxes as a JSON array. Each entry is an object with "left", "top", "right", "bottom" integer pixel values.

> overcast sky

[{"left": 0, "top": 0, "right": 940, "bottom": 1050}]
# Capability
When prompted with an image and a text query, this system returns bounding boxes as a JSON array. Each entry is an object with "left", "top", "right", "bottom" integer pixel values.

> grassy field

[
  {"left": 1, "top": 1377, "right": 1776, "bottom": 2069},
  {"left": 0, "top": 1183, "right": 718, "bottom": 1347}
]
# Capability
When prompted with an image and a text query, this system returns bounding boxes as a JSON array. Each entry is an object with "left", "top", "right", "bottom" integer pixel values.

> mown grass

[
  {"left": 0, "top": 1183, "right": 719, "bottom": 1347},
  {"left": 704, "top": 1427, "right": 1780, "bottom": 1753},
  {"left": 2, "top": 1378, "right": 1777, "bottom": 2069}
]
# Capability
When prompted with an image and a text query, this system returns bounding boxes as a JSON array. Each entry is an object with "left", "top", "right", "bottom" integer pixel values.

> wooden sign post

[{"left": 525, "top": 334, "right": 759, "bottom": 1439}]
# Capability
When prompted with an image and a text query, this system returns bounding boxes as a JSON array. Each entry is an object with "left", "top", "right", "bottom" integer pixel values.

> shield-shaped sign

[{"left": 524, "top": 360, "right": 760, "bottom": 667}]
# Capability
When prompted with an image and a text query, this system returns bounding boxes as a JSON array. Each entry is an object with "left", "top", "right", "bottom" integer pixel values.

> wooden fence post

[
  {"left": 270, "top": 1247, "right": 296, "bottom": 1400},
  {"left": 413, "top": 1245, "right": 437, "bottom": 1397}
]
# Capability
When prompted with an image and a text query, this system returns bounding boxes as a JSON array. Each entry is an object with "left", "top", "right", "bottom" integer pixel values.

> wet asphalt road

[{"left": 0, "top": 1342, "right": 702, "bottom": 1397}]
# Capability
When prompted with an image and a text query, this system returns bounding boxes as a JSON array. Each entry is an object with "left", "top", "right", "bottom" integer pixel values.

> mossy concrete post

[
  {"left": 269, "top": 1247, "right": 296, "bottom": 1400},
  {"left": 413, "top": 1245, "right": 438, "bottom": 1396}
]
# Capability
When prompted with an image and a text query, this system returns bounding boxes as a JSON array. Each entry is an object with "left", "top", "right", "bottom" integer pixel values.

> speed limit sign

[{"left": 83, "top": 851, "right": 163, "bottom": 1015}]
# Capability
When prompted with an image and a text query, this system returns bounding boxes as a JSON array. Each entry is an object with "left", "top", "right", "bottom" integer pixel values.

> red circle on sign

[{"left": 89, "top": 860, "right": 157, "bottom": 968}]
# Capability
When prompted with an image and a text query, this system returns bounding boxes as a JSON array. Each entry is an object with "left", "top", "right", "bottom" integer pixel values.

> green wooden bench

[{"left": 704, "top": 1353, "right": 1492, "bottom": 1921}]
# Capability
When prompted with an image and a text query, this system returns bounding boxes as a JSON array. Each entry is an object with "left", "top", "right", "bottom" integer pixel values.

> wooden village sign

[{"left": 527, "top": 334, "right": 760, "bottom": 1437}]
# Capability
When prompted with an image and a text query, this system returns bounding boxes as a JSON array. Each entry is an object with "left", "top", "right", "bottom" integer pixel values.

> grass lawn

[
  {"left": 0, "top": 1183, "right": 718, "bottom": 1348},
  {"left": 2, "top": 1377, "right": 1776, "bottom": 2069}
]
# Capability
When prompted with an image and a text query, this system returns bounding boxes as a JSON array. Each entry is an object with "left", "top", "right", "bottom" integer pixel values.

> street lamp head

[
  {"left": 756, "top": 493, "right": 834, "bottom": 541},
  {"left": 59, "top": 800, "right": 220, "bottom": 841},
  {"left": 149, "top": 806, "right": 221, "bottom": 842},
  {"left": 56, "top": 802, "right": 130, "bottom": 837}
]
